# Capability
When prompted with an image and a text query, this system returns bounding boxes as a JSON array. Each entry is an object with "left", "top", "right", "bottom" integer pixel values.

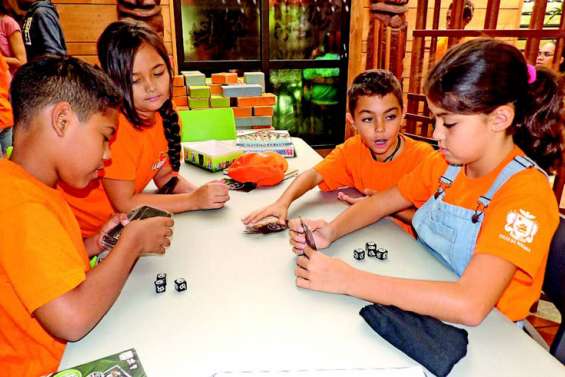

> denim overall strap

[
  {"left": 413, "top": 156, "right": 534, "bottom": 276},
  {"left": 471, "top": 156, "right": 540, "bottom": 224},
  {"left": 434, "top": 164, "right": 462, "bottom": 199}
]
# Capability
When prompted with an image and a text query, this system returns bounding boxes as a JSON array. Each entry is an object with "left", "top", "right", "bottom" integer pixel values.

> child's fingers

[
  {"left": 363, "top": 189, "right": 377, "bottom": 196},
  {"left": 337, "top": 192, "right": 358, "bottom": 205},
  {"left": 295, "top": 265, "right": 310, "bottom": 280},
  {"left": 303, "top": 246, "right": 315, "bottom": 259},
  {"left": 296, "top": 277, "right": 311, "bottom": 289},
  {"left": 296, "top": 255, "right": 309, "bottom": 269},
  {"left": 287, "top": 218, "right": 303, "bottom": 233}
]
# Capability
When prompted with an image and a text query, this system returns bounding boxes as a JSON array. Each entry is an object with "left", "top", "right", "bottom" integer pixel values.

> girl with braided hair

[{"left": 61, "top": 20, "right": 229, "bottom": 238}]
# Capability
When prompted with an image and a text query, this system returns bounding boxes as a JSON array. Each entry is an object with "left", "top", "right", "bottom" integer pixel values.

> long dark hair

[
  {"left": 425, "top": 38, "right": 563, "bottom": 173},
  {"left": 97, "top": 20, "right": 181, "bottom": 171}
]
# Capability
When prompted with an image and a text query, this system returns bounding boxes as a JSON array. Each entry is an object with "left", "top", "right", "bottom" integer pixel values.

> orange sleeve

[
  {"left": 397, "top": 151, "right": 445, "bottom": 208},
  {"left": 0, "top": 203, "right": 86, "bottom": 313},
  {"left": 475, "top": 172, "right": 559, "bottom": 279},
  {"left": 314, "top": 137, "right": 356, "bottom": 191},
  {"left": 104, "top": 121, "right": 138, "bottom": 181}
]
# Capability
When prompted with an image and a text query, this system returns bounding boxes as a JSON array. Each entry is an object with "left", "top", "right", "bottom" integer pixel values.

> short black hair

[
  {"left": 10, "top": 55, "right": 122, "bottom": 129},
  {"left": 348, "top": 69, "right": 403, "bottom": 116}
]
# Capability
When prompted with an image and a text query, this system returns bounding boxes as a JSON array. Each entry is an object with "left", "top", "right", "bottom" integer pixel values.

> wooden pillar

[
  {"left": 484, "top": 0, "right": 501, "bottom": 30},
  {"left": 525, "top": 0, "right": 548, "bottom": 64},
  {"left": 406, "top": 0, "right": 428, "bottom": 134},
  {"left": 366, "top": 0, "right": 409, "bottom": 80}
]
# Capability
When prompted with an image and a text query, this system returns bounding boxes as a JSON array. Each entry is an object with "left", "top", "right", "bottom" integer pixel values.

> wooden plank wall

[
  {"left": 347, "top": 0, "right": 523, "bottom": 93},
  {"left": 54, "top": 0, "right": 177, "bottom": 71}
]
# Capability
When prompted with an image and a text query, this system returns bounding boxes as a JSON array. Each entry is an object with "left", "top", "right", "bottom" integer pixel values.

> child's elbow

[{"left": 457, "top": 301, "right": 491, "bottom": 327}]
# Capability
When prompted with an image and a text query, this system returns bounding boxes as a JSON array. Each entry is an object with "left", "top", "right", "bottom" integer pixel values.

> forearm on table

[
  {"left": 329, "top": 187, "right": 411, "bottom": 243},
  {"left": 118, "top": 191, "right": 202, "bottom": 213},
  {"left": 346, "top": 270, "right": 485, "bottom": 325},
  {"left": 277, "top": 169, "right": 323, "bottom": 207}
]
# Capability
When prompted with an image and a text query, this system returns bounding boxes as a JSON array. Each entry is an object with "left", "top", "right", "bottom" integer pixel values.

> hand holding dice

[
  {"left": 294, "top": 246, "right": 356, "bottom": 295},
  {"left": 288, "top": 218, "right": 333, "bottom": 255},
  {"left": 120, "top": 216, "right": 175, "bottom": 256}
]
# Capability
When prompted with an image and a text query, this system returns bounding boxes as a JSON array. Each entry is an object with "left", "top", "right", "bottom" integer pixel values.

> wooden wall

[
  {"left": 54, "top": 0, "right": 177, "bottom": 71},
  {"left": 347, "top": 0, "right": 524, "bottom": 91}
]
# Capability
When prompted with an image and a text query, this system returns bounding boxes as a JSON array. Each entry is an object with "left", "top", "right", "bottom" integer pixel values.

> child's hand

[
  {"left": 337, "top": 188, "right": 376, "bottom": 205},
  {"left": 193, "top": 180, "right": 230, "bottom": 209},
  {"left": 295, "top": 246, "right": 356, "bottom": 294},
  {"left": 96, "top": 213, "right": 129, "bottom": 250},
  {"left": 120, "top": 216, "right": 174, "bottom": 255},
  {"left": 242, "top": 201, "right": 289, "bottom": 226},
  {"left": 288, "top": 218, "right": 332, "bottom": 254}
]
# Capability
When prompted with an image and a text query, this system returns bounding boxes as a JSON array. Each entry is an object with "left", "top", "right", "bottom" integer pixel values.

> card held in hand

[{"left": 101, "top": 206, "right": 172, "bottom": 250}]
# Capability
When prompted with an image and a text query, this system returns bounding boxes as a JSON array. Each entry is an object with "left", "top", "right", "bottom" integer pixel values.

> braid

[{"left": 159, "top": 99, "right": 181, "bottom": 171}]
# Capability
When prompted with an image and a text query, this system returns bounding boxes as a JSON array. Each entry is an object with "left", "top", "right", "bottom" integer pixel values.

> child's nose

[
  {"left": 374, "top": 119, "right": 385, "bottom": 133},
  {"left": 103, "top": 143, "right": 111, "bottom": 161},
  {"left": 432, "top": 123, "right": 444, "bottom": 140}
]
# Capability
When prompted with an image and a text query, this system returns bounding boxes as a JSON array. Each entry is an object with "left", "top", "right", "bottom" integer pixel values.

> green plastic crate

[{"left": 179, "top": 108, "right": 236, "bottom": 142}]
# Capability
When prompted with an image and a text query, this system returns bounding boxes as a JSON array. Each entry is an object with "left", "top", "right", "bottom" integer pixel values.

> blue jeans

[{"left": 0, "top": 127, "right": 12, "bottom": 156}]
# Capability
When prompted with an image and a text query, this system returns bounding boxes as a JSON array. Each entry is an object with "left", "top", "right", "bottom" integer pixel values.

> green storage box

[
  {"left": 183, "top": 140, "right": 243, "bottom": 172},
  {"left": 179, "top": 108, "right": 236, "bottom": 142}
]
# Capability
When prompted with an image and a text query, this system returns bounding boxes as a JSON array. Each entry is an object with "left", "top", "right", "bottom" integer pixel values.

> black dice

[
  {"left": 156, "top": 272, "right": 167, "bottom": 282},
  {"left": 175, "top": 278, "right": 187, "bottom": 292},
  {"left": 154, "top": 278, "right": 166, "bottom": 293},
  {"left": 353, "top": 248, "right": 365, "bottom": 260},
  {"left": 366, "top": 241, "right": 377, "bottom": 257},
  {"left": 375, "top": 248, "right": 388, "bottom": 260}
]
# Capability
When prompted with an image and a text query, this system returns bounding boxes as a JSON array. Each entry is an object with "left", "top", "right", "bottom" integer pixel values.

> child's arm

[
  {"left": 296, "top": 247, "right": 516, "bottom": 326},
  {"left": 290, "top": 186, "right": 412, "bottom": 253},
  {"left": 337, "top": 189, "right": 417, "bottom": 224},
  {"left": 242, "top": 168, "right": 324, "bottom": 225},
  {"left": 153, "top": 164, "right": 197, "bottom": 193},
  {"left": 33, "top": 216, "right": 174, "bottom": 341},
  {"left": 5, "top": 32, "right": 26, "bottom": 70},
  {"left": 103, "top": 177, "right": 230, "bottom": 213},
  {"left": 83, "top": 214, "right": 129, "bottom": 258}
]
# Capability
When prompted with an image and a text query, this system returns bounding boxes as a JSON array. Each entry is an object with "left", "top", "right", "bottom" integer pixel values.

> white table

[{"left": 60, "top": 138, "right": 565, "bottom": 376}]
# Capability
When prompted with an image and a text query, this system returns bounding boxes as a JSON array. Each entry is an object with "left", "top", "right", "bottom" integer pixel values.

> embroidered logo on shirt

[
  {"left": 503, "top": 209, "right": 538, "bottom": 245},
  {"left": 152, "top": 152, "right": 168, "bottom": 171}
]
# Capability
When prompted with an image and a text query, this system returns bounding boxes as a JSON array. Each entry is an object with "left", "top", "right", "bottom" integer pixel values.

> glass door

[{"left": 174, "top": 0, "right": 351, "bottom": 148}]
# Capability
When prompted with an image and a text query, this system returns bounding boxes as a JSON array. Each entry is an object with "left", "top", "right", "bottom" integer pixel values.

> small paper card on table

[{"left": 54, "top": 348, "right": 147, "bottom": 377}]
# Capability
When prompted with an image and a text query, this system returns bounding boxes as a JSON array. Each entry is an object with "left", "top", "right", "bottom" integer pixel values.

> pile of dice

[
  {"left": 154, "top": 273, "right": 187, "bottom": 293},
  {"left": 353, "top": 242, "right": 388, "bottom": 261}
]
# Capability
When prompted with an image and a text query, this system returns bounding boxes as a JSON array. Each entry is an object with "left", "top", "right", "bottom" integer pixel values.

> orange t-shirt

[
  {"left": 0, "top": 53, "right": 12, "bottom": 129},
  {"left": 61, "top": 112, "right": 169, "bottom": 237},
  {"left": 398, "top": 147, "right": 559, "bottom": 321},
  {"left": 314, "top": 134, "right": 434, "bottom": 233},
  {"left": 0, "top": 160, "right": 90, "bottom": 376}
]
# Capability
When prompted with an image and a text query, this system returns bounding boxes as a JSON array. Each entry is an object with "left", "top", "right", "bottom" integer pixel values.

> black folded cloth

[{"left": 360, "top": 304, "right": 468, "bottom": 377}]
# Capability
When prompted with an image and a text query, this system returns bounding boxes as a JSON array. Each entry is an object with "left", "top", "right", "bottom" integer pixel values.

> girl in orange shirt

[
  {"left": 62, "top": 20, "right": 229, "bottom": 237},
  {"left": 290, "top": 39, "right": 563, "bottom": 325}
]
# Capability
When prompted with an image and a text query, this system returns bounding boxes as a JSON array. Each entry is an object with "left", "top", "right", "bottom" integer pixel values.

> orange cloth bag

[{"left": 227, "top": 152, "right": 288, "bottom": 187}]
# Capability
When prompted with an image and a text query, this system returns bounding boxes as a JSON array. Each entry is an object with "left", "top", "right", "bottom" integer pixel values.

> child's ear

[
  {"left": 51, "top": 102, "right": 73, "bottom": 137},
  {"left": 488, "top": 104, "right": 515, "bottom": 132},
  {"left": 346, "top": 112, "right": 355, "bottom": 130}
]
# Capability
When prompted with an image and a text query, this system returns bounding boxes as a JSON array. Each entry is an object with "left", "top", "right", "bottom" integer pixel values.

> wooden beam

[
  {"left": 413, "top": 29, "right": 565, "bottom": 38},
  {"left": 525, "top": 0, "right": 548, "bottom": 64}
]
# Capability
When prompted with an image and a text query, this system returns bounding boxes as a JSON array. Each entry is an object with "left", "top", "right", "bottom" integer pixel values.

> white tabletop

[{"left": 60, "top": 138, "right": 565, "bottom": 376}]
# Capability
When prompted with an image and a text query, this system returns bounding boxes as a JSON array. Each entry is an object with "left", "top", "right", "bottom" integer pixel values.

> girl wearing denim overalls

[{"left": 289, "top": 39, "right": 563, "bottom": 326}]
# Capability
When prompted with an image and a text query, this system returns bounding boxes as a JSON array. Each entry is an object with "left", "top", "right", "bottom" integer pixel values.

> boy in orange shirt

[
  {"left": 243, "top": 70, "right": 434, "bottom": 231},
  {"left": 0, "top": 56, "right": 174, "bottom": 377}
]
